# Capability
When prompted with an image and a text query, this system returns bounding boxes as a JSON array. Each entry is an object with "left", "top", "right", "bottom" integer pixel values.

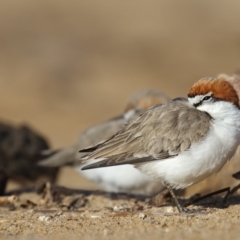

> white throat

[{"left": 197, "top": 101, "right": 240, "bottom": 126}]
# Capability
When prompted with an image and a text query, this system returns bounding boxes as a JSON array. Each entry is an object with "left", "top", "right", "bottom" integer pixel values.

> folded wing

[{"left": 81, "top": 100, "right": 211, "bottom": 170}]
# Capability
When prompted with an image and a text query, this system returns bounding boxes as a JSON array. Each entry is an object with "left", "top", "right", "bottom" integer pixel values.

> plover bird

[
  {"left": 186, "top": 73, "right": 240, "bottom": 196},
  {"left": 40, "top": 89, "right": 170, "bottom": 195},
  {"left": 81, "top": 77, "right": 240, "bottom": 213}
]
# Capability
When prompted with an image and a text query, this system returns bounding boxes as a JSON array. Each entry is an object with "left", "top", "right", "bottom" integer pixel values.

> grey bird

[
  {"left": 40, "top": 89, "right": 170, "bottom": 195},
  {"left": 80, "top": 77, "right": 240, "bottom": 213}
]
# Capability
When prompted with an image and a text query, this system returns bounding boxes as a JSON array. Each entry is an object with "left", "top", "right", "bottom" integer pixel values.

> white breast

[{"left": 139, "top": 104, "right": 240, "bottom": 189}]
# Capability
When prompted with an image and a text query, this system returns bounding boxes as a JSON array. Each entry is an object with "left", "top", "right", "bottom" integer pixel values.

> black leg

[
  {"left": 164, "top": 181, "right": 184, "bottom": 213},
  {"left": 183, "top": 187, "right": 230, "bottom": 208},
  {"left": 223, "top": 183, "right": 240, "bottom": 203},
  {"left": 163, "top": 182, "right": 208, "bottom": 215}
]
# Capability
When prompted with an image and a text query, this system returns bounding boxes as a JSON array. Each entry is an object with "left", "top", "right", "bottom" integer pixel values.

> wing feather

[{"left": 81, "top": 100, "right": 212, "bottom": 169}]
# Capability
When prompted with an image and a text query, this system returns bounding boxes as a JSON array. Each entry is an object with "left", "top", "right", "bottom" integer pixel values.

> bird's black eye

[{"left": 203, "top": 96, "right": 211, "bottom": 101}]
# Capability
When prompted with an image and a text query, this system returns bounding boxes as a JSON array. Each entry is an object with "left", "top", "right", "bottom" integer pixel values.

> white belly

[
  {"left": 139, "top": 120, "right": 240, "bottom": 189},
  {"left": 75, "top": 162, "right": 162, "bottom": 195}
]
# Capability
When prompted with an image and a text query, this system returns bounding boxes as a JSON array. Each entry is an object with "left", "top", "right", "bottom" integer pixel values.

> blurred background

[{"left": 1, "top": 0, "right": 240, "bottom": 194}]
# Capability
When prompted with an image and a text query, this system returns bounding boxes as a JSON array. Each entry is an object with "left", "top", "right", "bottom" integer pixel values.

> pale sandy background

[
  {"left": 1, "top": 0, "right": 240, "bottom": 194},
  {"left": 2, "top": 1, "right": 240, "bottom": 239}
]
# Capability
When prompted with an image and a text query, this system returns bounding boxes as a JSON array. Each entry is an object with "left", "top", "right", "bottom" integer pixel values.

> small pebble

[
  {"left": 139, "top": 213, "right": 146, "bottom": 219},
  {"left": 38, "top": 215, "right": 51, "bottom": 222},
  {"left": 90, "top": 215, "right": 102, "bottom": 219},
  {"left": 113, "top": 206, "right": 124, "bottom": 211},
  {"left": 165, "top": 207, "right": 174, "bottom": 213}
]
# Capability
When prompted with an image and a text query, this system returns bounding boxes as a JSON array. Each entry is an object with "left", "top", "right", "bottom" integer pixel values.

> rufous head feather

[{"left": 188, "top": 77, "right": 239, "bottom": 108}]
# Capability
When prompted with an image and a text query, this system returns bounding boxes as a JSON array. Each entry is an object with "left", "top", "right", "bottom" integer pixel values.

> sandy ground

[
  {"left": 0, "top": 184, "right": 240, "bottom": 239},
  {"left": 1, "top": 0, "right": 240, "bottom": 238}
]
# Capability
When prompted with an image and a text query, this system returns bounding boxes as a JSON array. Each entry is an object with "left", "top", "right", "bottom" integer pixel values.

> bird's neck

[{"left": 197, "top": 101, "right": 240, "bottom": 126}]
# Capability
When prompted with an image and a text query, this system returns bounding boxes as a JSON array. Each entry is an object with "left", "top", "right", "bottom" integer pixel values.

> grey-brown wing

[
  {"left": 81, "top": 153, "right": 172, "bottom": 170},
  {"left": 38, "top": 114, "right": 128, "bottom": 167},
  {"left": 81, "top": 100, "right": 211, "bottom": 169},
  {"left": 78, "top": 114, "right": 128, "bottom": 149}
]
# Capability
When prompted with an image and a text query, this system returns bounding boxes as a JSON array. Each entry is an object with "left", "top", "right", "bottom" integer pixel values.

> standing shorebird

[
  {"left": 81, "top": 77, "right": 240, "bottom": 213},
  {"left": 40, "top": 89, "right": 170, "bottom": 195}
]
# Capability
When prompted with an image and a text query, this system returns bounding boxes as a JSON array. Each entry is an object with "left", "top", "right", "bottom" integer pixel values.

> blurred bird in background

[
  {"left": 0, "top": 123, "right": 59, "bottom": 195},
  {"left": 39, "top": 89, "right": 171, "bottom": 195}
]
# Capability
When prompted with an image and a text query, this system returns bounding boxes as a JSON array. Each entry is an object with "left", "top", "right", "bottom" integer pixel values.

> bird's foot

[
  {"left": 155, "top": 206, "right": 207, "bottom": 216},
  {"left": 179, "top": 207, "right": 207, "bottom": 216}
]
